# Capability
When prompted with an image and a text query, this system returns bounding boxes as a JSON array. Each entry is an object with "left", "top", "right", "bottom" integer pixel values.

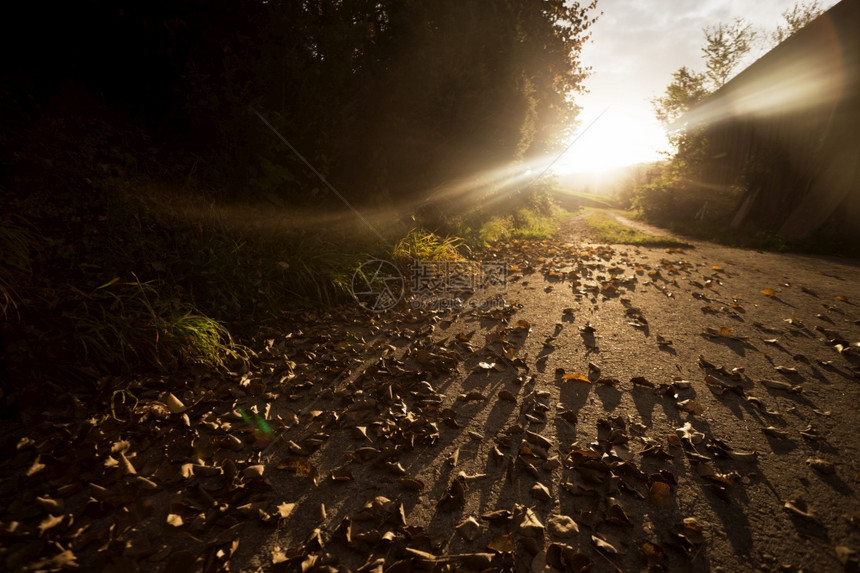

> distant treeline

[{"left": 2, "top": 0, "right": 598, "bottom": 205}]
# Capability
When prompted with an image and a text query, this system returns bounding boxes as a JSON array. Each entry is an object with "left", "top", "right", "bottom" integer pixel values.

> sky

[{"left": 555, "top": 0, "right": 838, "bottom": 174}]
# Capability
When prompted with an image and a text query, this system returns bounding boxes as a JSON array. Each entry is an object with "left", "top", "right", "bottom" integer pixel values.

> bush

[{"left": 632, "top": 182, "right": 678, "bottom": 222}]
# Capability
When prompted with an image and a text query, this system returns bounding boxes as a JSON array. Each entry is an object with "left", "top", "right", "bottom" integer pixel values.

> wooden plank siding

[{"left": 682, "top": 0, "right": 860, "bottom": 238}]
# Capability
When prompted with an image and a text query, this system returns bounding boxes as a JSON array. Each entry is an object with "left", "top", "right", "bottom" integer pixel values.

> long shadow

[
  {"left": 763, "top": 432, "right": 798, "bottom": 454},
  {"left": 812, "top": 363, "right": 855, "bottom": 382},
  {"left": 630, "top": 386, "right": 658, "bottom": 427},
  {"left": 595, "top": 384, "right": 623, "bottom": 413},
  {"left": 700, "top": 334, "right": 758, "bottom": 357},
  {"left": 764, "top": 294, "right": 795, "bottom": 307},
  {"left": 658, "top": 344, "right": 679, "bottom": 356},
  {"left": 557, "top": 382, "right": 591, "bottom": 421},
  {"left": 685, "top": 417, "right": 756, "bottom": 558},
  {"left": 762, "top": 388, "right": 818, "bottom": 409},
  {"left": 704, "top": 385, "right": 756, "bottom": 421}
]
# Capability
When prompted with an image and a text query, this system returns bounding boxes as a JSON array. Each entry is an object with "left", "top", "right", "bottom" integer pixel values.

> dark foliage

[{"left": 2, "top": 0, "right": 598, "bottom": 204}]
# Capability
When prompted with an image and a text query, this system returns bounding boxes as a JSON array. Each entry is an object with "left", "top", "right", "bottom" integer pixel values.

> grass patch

[
  {"left": 552, "top": 189, "right": 617, "bottom": 210},
  {"left": 2, "top": 177, "right": 376, "bottom": 389},
  {"left": 391, "top": 229, "right": 468, "bottom": 269},
  {"left": 0, "top": 220, "right": 35, "bottom": 319},
  {"left": 583, "top": 210, "right": 688, "bottom": 247},
  {"left": 70, "top": 276, "right": 243, "bottom": 372},
  {"left": 466, "top": 206, "right": 568, "bottom": 247}
]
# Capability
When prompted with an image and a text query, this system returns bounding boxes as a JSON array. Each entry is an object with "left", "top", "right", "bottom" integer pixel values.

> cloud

[{"left": 568, "top": 0, "right": 840, "bottom": 169}]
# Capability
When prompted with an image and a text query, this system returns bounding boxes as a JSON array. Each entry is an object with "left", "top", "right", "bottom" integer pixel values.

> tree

[
  {"left": 771, "top": 1, "right": 823, "bottom": 45},
  {"left": 329, "top": 0, "right": 600, "bottom": 204},
  {"left": 650, "top": 66, "right": 710, "bottom": 128},
  {"left": 701, "top": 18, "right": 756, "bottom": 89}
]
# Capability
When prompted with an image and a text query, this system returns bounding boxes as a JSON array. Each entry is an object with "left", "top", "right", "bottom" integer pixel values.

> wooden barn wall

[
  {"left": 702, "top": 101, "right": 840, "bottom": 231},
  {"left": 685, "top": 0, "right": 860, "bottom": 237}
]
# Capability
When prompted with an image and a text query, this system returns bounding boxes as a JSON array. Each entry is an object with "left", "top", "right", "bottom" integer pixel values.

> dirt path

[
  {"left": 3, "top": 215, "right": 859, "bottom": 572},
  {"left": 606, "top": 211, "right": 691, "bottom": 242},
  {"left": 237, "top": 218, "right": 860, "bottom": 572}
]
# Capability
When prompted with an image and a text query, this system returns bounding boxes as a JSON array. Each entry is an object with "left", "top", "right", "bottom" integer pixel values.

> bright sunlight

[{"left": 552, "top": 108, "right": 667, "bottom": 175}]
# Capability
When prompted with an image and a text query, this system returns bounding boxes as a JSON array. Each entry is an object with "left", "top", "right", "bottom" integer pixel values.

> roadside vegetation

[
  {"left": 581, "top": 209, "right": 688, "bottom": 247},
  {"left": 614, "top": 1, "right": 858, "bottom": 259},
  {"left": 0, "top": 159, "right": 568, "bottom": 399},
  {"left": 1, "top": 0, "right": 604, "bottom": 400}
]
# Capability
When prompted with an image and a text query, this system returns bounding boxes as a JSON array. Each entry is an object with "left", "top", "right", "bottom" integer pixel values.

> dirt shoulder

[{"left": 2, "top": 215, "right": 859, "bottom": 572}]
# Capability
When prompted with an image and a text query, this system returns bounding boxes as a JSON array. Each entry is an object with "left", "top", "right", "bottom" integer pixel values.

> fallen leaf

[
  {"left": 458, "top": 471, "right": 488, "bottom": 482},
  {"left": 649, "top": 482, "right": 672, "bottom": 507},
  {"left": 591, "top": 533, "right": 620, "bottom": 554},
  {"left": 835, "top": 546, "right": 858, "bottom": 568},
  {"left": 784, "top": 499, "right": 818, "bottom": 521},
  {"left": 605, "top": 501, "right": 632, "bottom": 527},
  {"left": 729, "top": 450, "right": 758, "bottom": 462},
  {"left": 437, "top": 478, "right": 466, "bottom": 510},
  {"left": 243, "top": 464, "right": 265, "bottom": 479},
  {"left": 498, "top": 389, "right": 517, "bottom": 403},
  {"left": 806, "top": 458, "right": 835, "bottom": 474},
  {"left": 676, "top": 422, "right": 705, "bottom": 445},
  {"left": 546, "top": 543, "right": 592, "bottom": 571},
  {"left": 675, "top": 517, "right": 705, "bottom": 545},
  {"left": 166, "top": 513, "right": 184, "bottom": 527},
  {"left": 761, "top": 379, "right": 801, "bottom": 393},
  {"left": 638, "top": 539, "right": 667, "bottom": 565},
  {"left": 547, "top": 515, "right": 579, "bottom": 538},
  {"left": 396, "top": 477, "right": 425, "bottom": 491},
  {"left": 775, "top": 365, "right": 798, "bottom": 374},
  {"left": 761, "top": 288, "right": 775, "bottom": 297},
  {"left": 38, "top": 514, "right": 64, "bottom": 534},
  {"left": 35, "top": 496, "right": 64, "bottom": 515},
  {"left": 481, "top": 509, "right": 512, "bottom": 524},
  {"left": 677, "top": 400, "right": 705, "bottom": 416},
  {"left": 487, "top": 534, "right": 516, "bottom": 553},
  {"left": 277, "top": 503, "right": 296, "bottom": 519},
  {"left": 456, "top": 516, "right": 484, "bottom": 541},
  {"left": 517, "top": 506, "right": 544, "bottom": 537},
  {"left": 762, "top": 426, "right": 789, "bottom": 439},
  {"left": 330, "top": 467, "right": 353, "bottom": 482},
  {"left": 164, "top": 392, "right": 187, "bottom": 414},
  {"left": 119, "top": 452, "right": 137, "bottom": 475},
  {"left": 530, "top": 482, "right": 551, "bottom": 501}
]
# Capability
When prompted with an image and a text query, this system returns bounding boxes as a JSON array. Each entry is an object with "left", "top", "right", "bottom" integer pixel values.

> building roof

[{"left": 680, "top": 0, "right": 860, "bottom": 129}]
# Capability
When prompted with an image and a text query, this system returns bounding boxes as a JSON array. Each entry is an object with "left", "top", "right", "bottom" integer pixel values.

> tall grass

[
  {"left": 391, "top": 229, "right": 468, "bottom": 269},
  {"left": 0, "top": 221, "right": 34, "bottom": 319},
  {"left": 69, "top": 276, "right": 242, "bottom": 372}
]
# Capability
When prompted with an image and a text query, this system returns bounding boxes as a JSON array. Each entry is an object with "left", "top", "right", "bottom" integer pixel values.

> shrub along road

[{"left": 2, "top": 216, "right": 859, "bottom": 572}]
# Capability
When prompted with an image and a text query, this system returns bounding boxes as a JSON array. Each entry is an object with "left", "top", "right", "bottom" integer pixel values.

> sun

[{"left": 553, "top": 109, "right": 667, "bottom": 175}]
